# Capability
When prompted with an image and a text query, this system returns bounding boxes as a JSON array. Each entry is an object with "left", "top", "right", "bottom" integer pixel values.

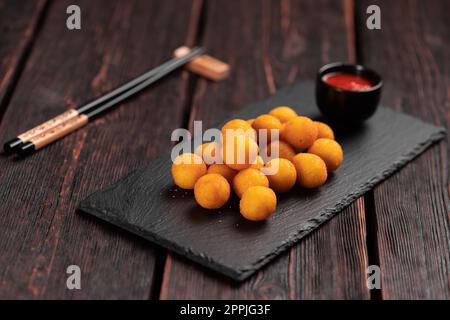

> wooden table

[{"left": 0, "top": 0, "right": 448, "bottom": 299}]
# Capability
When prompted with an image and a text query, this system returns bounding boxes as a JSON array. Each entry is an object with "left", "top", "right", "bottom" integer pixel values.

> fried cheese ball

[
  {"left": 232, "top": 168, "right": 269, "bottom": 198},
  {"left": 262, "top": 140, "right": 296, "bottom": 162},
  {"left": 222, "top": 134, "right": 259, "bottom": 170},
  {"left": 194, "top": 174, "right": 231, "bottom": 209},
  {"left": 207, "top": 163, "right": 237, "bottom": 184},
  {"left": 250, "top": 155, "right": 265, "bottom": 170},
  {"left": 279, "top": 122, "right": 286, "bottom": 141},
  {"left": 264, "top": 158, "right": 297, "bottom": 193},
  {"left": 195, "top": 142, "right": 219, "bottom": 165},
  {"left": 263, "top": 158, "right": 297, "bottom": 193},
  {"left": 282, "top": 116, "right": 318, "bottom": 149},
  {"left": 240, "top": 186, "right": 277, "bottom": 221},
  {"left": 269, "top": 106, "right": 298, "bottom": 123},
  {"left": 308, "top": 138, "right": 343, "bottom": 172},
  {"left": 315, "top": 121, "right": 335, "bottom": 140},
  {"left": 171, "top": 153, "right": 207, "bottom": 189},
  {"left": 291, "top": 153, "right": 328, "bottom": 188},
  {"left": 221, "top": 118, "right": 257, "bottom": 141},
  {"left": 252, "top": 114, "right": 283, "bottom": 142}
]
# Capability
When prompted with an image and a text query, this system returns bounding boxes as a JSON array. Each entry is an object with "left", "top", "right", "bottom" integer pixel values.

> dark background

[{"left": 0, "top": 0, "right": 448, "bottom": 299}]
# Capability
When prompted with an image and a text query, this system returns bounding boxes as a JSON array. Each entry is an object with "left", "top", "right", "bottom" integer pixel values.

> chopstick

[{"left": 4, "top": 47, "right": 204, "bottom": 156}]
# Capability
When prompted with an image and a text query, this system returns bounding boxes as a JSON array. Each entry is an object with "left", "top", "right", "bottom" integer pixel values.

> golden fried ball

[
  {"left": 262, "top": 140, "right": 296, "bottom": 162},
  {"left": 207, "top": 164, "right": 237, "bottom": 184},
  {"left": 221, "top": 118, "right": 257, "bottom": 141},
  {"left": 280, "top": 122, "right": 286, "bottom": 139},
  {"left": 240, "top": 186, "right": 277, "bottom": 221},
  {"left": 315, "top": 121, "right": 335, "bottom": 140},
  {"left": 232, "top": 168, "right": 269, "bottom": 198},
  {"left": 195, "top": 142, "right": 219, "bottom": 165},
  {"left": 222, "top": 134, "right": 259, "bottom": 171},
  {"left": 171, "top": 153, "right": 207, "bottom": 189},
  {"left": 291, "top": 153, "right": 328, "bottom": 188},
  {"left": 252, "top": 114, "right": 283, "bottom": 142},
  {"left": 269, "top": 106, "right": 298, "bottom": 123},
  {"left": 250, "top": 155, "right": 265, "bottom": 170},
  {"left": 308, "top": 138, "right": 343, "bottom": 172},
  {"left": 194, "top": 174, "right": 230, "bottom": 209},
  {"left": 282, "top": 116, "right": 318, "bottom": 149},
  {"left": 264, "top": 158, "right": 297, "bottom": 193}
]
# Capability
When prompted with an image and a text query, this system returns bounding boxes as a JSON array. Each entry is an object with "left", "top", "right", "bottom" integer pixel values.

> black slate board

[{"left": 78, "top": 81, "right": 446, "bottom": 281}]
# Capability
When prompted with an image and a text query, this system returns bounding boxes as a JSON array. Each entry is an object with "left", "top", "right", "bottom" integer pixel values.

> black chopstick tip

[
  {"left": 17, "top": 141, "right": 36, "bottom": 157},
  {"left": 3, "top": 138, "right": 23, "bottom": 154}
]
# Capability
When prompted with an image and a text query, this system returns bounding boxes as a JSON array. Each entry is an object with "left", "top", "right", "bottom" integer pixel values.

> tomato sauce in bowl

[
  {"left": 316, "top": 62, "right": 383, "bottom": 123},
  {"left": 322, "top": 72, "right": 374, "bottom": 91}
]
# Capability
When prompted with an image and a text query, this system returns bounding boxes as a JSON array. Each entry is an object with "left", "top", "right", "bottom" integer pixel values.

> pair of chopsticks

[{"left": 4, "top": 47, "right": 205, "bottom": 156}]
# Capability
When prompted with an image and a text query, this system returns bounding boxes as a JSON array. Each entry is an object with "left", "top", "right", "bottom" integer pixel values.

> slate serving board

[{"left": 79, "top": 80, "right": 446, "bottom": 281}]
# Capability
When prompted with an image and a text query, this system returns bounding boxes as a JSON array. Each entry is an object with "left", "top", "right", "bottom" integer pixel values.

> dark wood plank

[
  {"left": 358, "top": 0, "right": 450, "bottom": 299},
  {"left": 0, "top": 0, "right": 201, "bottom": 299},
  {"left": 0, "top": 0, "right": 47, "bottom": 114},
  {"left": 160, "top": 0, "right": 370, "bottom": 299}
]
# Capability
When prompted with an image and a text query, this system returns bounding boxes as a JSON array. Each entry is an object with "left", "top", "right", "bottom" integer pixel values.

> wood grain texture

[
  {"left": 358, "top": 0, "right": 450, "bottom": 299},
  {"left": 0, "top": 0, "right": 47, "bottom": 115},
  {"left": 0, "top": 0, "right": 201, "bottom": 299},
  {"left": 159, "top": 0, "right": 372, "bottom": 299}
]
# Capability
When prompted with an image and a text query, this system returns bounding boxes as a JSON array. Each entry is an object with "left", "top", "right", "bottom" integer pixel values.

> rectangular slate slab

[{"left": 78, "top": 80, "right": 446, "bottom": 281}]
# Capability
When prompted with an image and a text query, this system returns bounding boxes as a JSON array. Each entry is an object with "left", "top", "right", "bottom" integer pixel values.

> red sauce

[{"left": 323, "top": 72, "right": 374, "bottom": 91}]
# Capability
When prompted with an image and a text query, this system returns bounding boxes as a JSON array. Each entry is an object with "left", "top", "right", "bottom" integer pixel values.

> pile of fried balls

[{"left": 171, "top": 106, "right": 343, "bottom": 221}]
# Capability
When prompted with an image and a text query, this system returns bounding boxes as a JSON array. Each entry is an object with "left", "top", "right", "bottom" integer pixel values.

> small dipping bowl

[{"left": 316, "top": 62, "right": 383, "bottom": 123}]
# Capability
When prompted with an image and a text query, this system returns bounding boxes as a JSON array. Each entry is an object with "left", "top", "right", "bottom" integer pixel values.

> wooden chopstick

[{"left": 3, "top": 47, "right": 204, "bottom": 156}]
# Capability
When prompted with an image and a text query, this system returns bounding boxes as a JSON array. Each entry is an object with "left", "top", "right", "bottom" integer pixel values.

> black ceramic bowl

[{"left": 315, "top": 62, "right": 383, "bottom": 123}]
